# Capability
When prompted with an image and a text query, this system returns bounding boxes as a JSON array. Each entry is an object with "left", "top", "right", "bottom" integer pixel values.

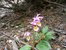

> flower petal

[
  {"left": 24, "top": 32, "right": 30, "bottom": 37},
  {"left": 37, "top": 22, "right": 41, "bottom": 27},
  {"left": 30, "top": 21, "right": 37, "bottom": 25},
  {"left": 33, "top": 26, "right": 39, "bottom": 31},
  {"left": 26, "top": 36, "right": 30, "bottom": 41}
]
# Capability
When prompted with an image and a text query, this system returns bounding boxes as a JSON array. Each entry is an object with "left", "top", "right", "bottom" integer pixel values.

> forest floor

[{"left": 0, "top": 6, "right": 66, "bottom": 50}]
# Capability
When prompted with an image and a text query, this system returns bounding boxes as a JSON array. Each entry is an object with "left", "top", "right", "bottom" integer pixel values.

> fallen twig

[
  {"left": 0, "top": 35, "right": 5, "bottom": 39},
  {"left": 50, "top": 27, "right": 66, "bottom": 34},
  {"left": 54, "top": 28, "right": 66, "bottom": 34},
  {"left": 45, "top": 0, "right": 66, "bottom": 8}
]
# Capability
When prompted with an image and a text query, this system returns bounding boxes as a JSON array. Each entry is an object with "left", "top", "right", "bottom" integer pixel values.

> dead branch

[
  {"left": 0, "top": 35, "right": 5, "bottom": 39},
  {"left": 50, "top": 27, "right": 66, "bottom": 34},
  {"left": 45, "top": 0, "right": 66, "bottom": 8},
  {"left": 0, "top": 5, "right": 13, "bottom": 9},
  {"left": 5, "top": 0, "right": 14, "bottom": 5}
]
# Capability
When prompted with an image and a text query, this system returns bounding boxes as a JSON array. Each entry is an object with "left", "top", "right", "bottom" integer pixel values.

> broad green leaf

[
  {"left": 44, "top": 31, "right": 55, "bottom": 40},
  {"left": 44, "top": 35, "right": 55, "bottom": 41},
  {"left": 42, "top": 26, "right": 49, "bottom": 34},
  {"left": 36, "top": 40, "right": 51, "bottom": 50},
  {"left": 46, "top": 31, "right": 54, "bottom": 36},
  {"left": 19, "top": 44, "right": 31, "bottom": 50}
]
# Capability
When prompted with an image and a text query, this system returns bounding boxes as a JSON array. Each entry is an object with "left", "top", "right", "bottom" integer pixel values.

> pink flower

[
  {"left": 30, "top": 21, "right": 37, "bottom": 25},
  {"left": 24, "top": 32, "right": 30, "bottom": 37},
  {"left": 38, "top": 16, "right": 43, "bottom": 20},
  {"left": 33, "top": 14, "right": 43, "bottom": 21},
  {"left": 30, "top": 14, "right": 43, "bottom": 25},
  {"left": 30, "top": 14, "right": 43, "bottom": 31},
  {"left": 30, "top": 19, "right": 41, "bottom": 27},
  {"left": 24, "top": 32, "right": 31, "bottom": 41}
]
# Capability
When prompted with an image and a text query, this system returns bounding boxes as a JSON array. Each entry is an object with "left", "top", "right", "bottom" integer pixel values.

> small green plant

[
  {"left": 19, "top": 14, "right": 55, "bottom": 50},
  {"left": 35, "top": 26, "right": 55, "bottom": 50}
]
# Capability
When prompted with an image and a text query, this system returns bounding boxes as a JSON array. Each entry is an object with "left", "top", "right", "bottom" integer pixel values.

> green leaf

[
  {"left": 19, "top": 44, "right": 31, "bottom": 50},
  {"left": 36, "top": 40, "right": 51, "bottom": 50},
  {"left": 42, "top": 26, "right": 49, "bottom": 34},
  {"left": 44, "top": 31, "right": 55, "bottom": 40},
  {"left": 44, "top": 35, "right": 55, "bottom": 41},
  {"left": 34, "top": 32, "right": 40, "bottom": 40},
  {"left": 46, "top": 31, "right": 54, "bottom": 36}
]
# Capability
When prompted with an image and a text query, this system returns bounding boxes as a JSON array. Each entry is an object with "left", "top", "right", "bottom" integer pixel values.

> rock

[
  {"left": 5, "top": 27, "right": 8, "bottom": 29},
  {"left": 11, "top": 24, "right": 14, "bottom": 27},
  {"left": 18, "top": 30, "right": 21, "bottom": 33},
  {"left": 15, "top": 26, "right": 19, "bottom": 28}
]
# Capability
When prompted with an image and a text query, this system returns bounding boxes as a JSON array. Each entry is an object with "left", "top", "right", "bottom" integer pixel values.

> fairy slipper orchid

[
  {"left": 24, "top": 32, "right": 31, "bottom": 41},
  {"left": 33, "top": 26, "right": 39, "bottom": 31},
  {"left": 24, "top": 32, "right": 31, "bottom": 37},
  {"left": 30, "top": 14, "right": 43, "bottom": 31}
]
